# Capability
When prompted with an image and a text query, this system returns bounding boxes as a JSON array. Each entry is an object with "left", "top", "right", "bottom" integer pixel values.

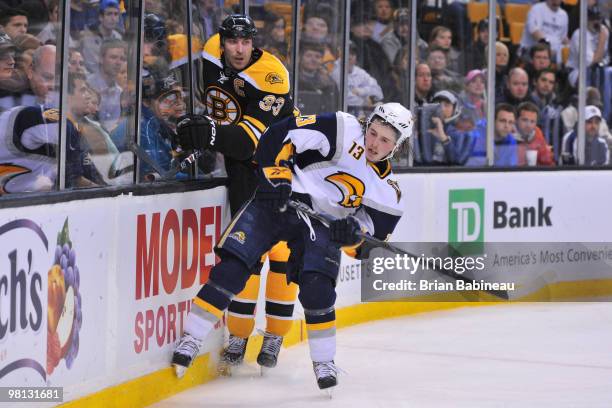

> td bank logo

[{"left": 449, "top": 189, "right": 484, "bottom": 245}]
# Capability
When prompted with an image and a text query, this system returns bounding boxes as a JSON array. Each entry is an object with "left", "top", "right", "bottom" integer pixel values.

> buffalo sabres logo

[
  {"left": 325, "top": 172, "right": 366, "bottom": 208},
  {"left": 229, "top": 231, "right": 246, "bottom": 245},
  {"left": 0, "top": 164, "right": 31, "bottom": 194},
  {"left": 265, "top": 72, "right": 283, "bottom": 85},
  {"left": 387, "top": 179, "right": 402, "bottom": 203}
]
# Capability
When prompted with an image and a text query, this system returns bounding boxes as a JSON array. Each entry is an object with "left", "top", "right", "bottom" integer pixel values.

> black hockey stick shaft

[{"left": 287, "top": 200, "right": 509, "bottom": 300}]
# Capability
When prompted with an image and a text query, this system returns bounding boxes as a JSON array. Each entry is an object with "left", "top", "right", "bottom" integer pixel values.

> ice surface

[{"left": 151, "top": 303, "right": 612, "bottom": 408}]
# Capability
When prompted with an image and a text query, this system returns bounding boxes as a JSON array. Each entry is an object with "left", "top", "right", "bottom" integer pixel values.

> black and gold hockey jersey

[{"left": 200, "top": 34, "right": 296, "bottom": 214}]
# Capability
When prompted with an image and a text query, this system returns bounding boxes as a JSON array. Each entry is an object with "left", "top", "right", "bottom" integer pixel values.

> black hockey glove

[
  {"left": 255, "top": 166, "right": 292, "bottom": 213},
  {"left": 329, "top": 216, "right": 363, "bottom": 247},
  {"left": 176, "top": 114, "right": 216, "bottom": 151}
]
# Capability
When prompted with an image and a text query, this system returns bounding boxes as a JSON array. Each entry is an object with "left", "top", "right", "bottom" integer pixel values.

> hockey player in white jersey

[{"left": 172, "top": 102, "right": 413, "bottom": 390}]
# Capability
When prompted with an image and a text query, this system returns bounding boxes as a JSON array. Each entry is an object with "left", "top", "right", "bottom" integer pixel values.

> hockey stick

[
  {"left": 287, "top": 200, "right": 509, "bottom": 300},
  {"left": 127, "top": 142, "right": 167, "bottom": 179},
  {"left": 163, "top": 148, "right": 203, "bottom": 179}
]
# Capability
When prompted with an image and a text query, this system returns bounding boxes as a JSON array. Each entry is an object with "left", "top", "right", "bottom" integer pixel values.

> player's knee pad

[
  {"left": 208, "top": 253, "right": 252, "bottom": 296},
  {"left": 298, "top": 271, "right": 336, "bottom": 311}
]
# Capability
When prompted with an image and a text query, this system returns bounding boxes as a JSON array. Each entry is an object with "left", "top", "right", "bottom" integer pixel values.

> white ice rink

[{"left": 152, "top": 303, "right": 612, "bottom": 408}]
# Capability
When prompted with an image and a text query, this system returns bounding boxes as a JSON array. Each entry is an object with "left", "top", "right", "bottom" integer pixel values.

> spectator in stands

[
  {"left": 0, "top": 34, "right": 21, "bottom": 112},
  {"left": 0, "top": 8, "right": 29, "bottom": 40},
  {"left": 87, "top": 39, "right": 126, "bottom": 132},
  {"left": 195, "top": 0, "right": 225, "bottom": 41},
  {"left": 297, "top": 39, "right": 339, "bottom": 114},
  {"left": 414, "top": 62, "right": 434, "bottom": 106},
  {"left": 21, "top": 44, "right": 57, "bottom": 107},
  {"left": 525, "top": 43, "right": 553, "bottom": 84},
  {"left": 302, "top": 5, "right": 336, "bottom": 74},
  {"left": 371, "top": 0, "right": 395, "bottom": 44},
  {"left": 349, "top": 8, "right": 395, "bottom": 100},
  {"left": 37, "top": 0, "right": 61, "bottom": 45},
  {"left": 429, "top": 25, "right": 463, "bottom": 74},
  {"left": 68, "top": 48, "right": 87, "bottom": 75},
  {"left": 12, "top": 33, "right": 41, "bottom": 53},
  {"left": 0, "top": 34, "right": 15, "bottom": 81},
  {"left": 519, "top": 0, "right": 569, "bottom": 64},
  {"left": 332, "top": 41, "right": 383, "bottom": 119},
  {"left": 498, "top": 67, "right": 532, "bottom": 105},
  {"left": 492, "top": 103, "right": 519, "bottom": 166},
  {"left": 530, "top": 68, "right": 563, "bottom": 154},
  {"left": 427, "top": 46, "right": 462, "bottom": 94},
  {"left": 413, "top": 90, "right": 475, "bottom": 166},
  {"left": 561, "top": 105, "right": 609, "bottom": 166},
  {"left": 380, "top": 7, "right": 427, "bottom": 66},
  {"left": 81, "top": 0, "right": 123, "bottom": 74},
  {"left": 381, "top": 7, "right": 408, "bottom": 65},
  {"left": 259, "top": 12, "right": 289, "bottom": 66},
  {"left": 567, "top": 5, "right": 610, "bottom": 88},
  {"left": 66, "top": 73, "right": 105, "bottom": 186},
  {"left": 69, "top": 0, "right": 99, "bottom": 39},
  {"left": 143, "top": 13, "right": 171, "bottom": 67},
  {"left": 491, "top": 41, "right": 510, "bottom": 100},
  {"left": 460, "top": 69, "right": 486, "bottom": 121},
  {"left": 515, "top": 101, "right": 555, "bottom": 166},
  {"left": 561, "top": 87, "right": 611, "bottom": 141},
  {"left": 466, "top": 19, "right": 490, "bottom": 71}
]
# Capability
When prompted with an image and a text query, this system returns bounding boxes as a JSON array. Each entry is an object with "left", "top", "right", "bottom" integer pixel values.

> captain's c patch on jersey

[{"left": 325, "top": 172, "right": 366, "bottom": 208}]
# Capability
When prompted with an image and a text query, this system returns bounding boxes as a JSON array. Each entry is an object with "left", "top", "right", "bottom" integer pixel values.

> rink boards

[{"left": 0, "top": 170, "right": 611, "bottom": 406}]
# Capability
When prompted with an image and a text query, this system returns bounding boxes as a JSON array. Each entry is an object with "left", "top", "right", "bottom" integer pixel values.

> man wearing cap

[
  {"left": 414, "top": 90, "right": 476, "bottom": 166},
  {"left": 0, "top": 33, "right": 20, "bottom": 112},
  {"left": 466, "top": 19, "right": 490, "bottom": 71},
  {"left": 80, "top": 0, "right": 123, "bottom": 74},
  {"left": 460, "top": 69, "right": 486, "bottom": 121},
  {"left": 567, "top": 5, "right": 609, "bottom": 88},
  {"left": 380, "top": 7, "right": 427, "bottom": 65},
  {"left": 561, "top": 105, "right": 609, "bottom": 166}
]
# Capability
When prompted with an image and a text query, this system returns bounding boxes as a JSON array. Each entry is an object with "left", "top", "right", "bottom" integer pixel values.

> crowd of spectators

[{"left": 0, "top": 0, "right": 610, "bottom": 195}]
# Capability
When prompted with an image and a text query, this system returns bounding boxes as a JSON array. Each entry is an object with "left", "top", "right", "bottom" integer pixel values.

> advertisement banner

[
  {"left": 115, "top": 188, "right": 229, "bottom": 367},
  {"left": 0, "top": 199, "right": 112, "bottom": 391}
]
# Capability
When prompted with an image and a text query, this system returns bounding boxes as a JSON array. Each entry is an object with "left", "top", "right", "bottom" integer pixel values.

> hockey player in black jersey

[
  {"left": 175, "top": 14, "right": 299, "bottom": 372},
  {"left": 172, "top": 102, "right": 413, "bottom": 390}
]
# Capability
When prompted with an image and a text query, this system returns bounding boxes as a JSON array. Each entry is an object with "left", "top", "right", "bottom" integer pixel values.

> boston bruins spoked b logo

[
  {"left": 205, "top": 86, "right": 241, "bottom": 125},
  {"left": 325, "top": 172, "right": 366, "bottom": 208}
]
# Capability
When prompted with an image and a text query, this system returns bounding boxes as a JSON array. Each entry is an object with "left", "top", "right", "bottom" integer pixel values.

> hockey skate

[
  {"left": 313, "top": 360, "right": 338, "bottom": 396},
  {"left": 172, "top": 332, "right": 202, "bottom": 378},
  {"left": 217, "top": 335, "right": 248, "bottom": 376},
  {"left": 257, "top": 332, "right": 283, "bottom": 368}
]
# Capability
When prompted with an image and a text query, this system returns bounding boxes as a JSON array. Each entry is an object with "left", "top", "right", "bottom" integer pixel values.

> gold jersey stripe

[
  {"left": 243, "top": 115, "right": 267, "bottom": 132},
  {"left": 238, "top": 122, "right": 259, "bottom": 147}
]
